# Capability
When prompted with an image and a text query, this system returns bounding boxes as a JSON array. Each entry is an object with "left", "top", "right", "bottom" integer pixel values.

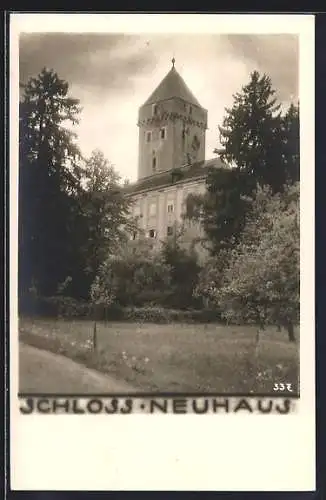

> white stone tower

[{"left": 137, "top": 59, "right": 208, "bottom": 180}]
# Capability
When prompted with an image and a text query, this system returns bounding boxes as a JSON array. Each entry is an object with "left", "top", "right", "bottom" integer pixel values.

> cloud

[
  {"left": 19, "top": 33, "right": 298, "bottom": 182},
  {"left": 19, "top": 33, "right": 156, "bottom": 97},
  {"left": 225, "top": 35, "right": 299, "bottom": 102}
]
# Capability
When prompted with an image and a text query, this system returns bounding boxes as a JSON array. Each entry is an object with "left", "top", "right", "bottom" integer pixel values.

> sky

[{"left": 19, "top": 33, "right": 298, "bottom": 183}]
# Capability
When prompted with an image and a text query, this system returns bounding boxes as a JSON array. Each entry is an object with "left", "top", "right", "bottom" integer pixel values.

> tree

[
  {"left": 92, "top": 243, "right": 172, "bottom": 308},
  {"left": 19, "top": 68, "right": 82, "bottom": 304},
  {"left": 161, "top": 238, "right": 201, "bottom": 309},
  {"left": 210, "top": 183, "right": 299, "bottom": 341},
  {"left": 280, "top": 103, "right": 300, "bottom": 185},
  {"left": 193, "top": 249, "right": 230, "bottom": 308},
  {"left": 185, "top": 71, "right": 300, "bottom": 255},
  {"left": 183, "top": 167, "right": 252, "bottom": 255},
  {"left": 76, "top": 150, "right": 135, "bottom": 298},
  {"left": 217, "top": 70, "right": 286, "bottom": 191}
]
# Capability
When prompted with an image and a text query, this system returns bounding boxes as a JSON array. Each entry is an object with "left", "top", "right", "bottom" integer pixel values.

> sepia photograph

[
  {"left": 17, "top": 30, "right": 301, "bottom": 396},
  {"left": 10, "top": 13, "right": 315, "bottom": 492}
]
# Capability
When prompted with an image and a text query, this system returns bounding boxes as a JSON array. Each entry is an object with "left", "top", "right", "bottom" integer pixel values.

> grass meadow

[{"left": 19, "top": 317, "right": 299, "bottom": 394}]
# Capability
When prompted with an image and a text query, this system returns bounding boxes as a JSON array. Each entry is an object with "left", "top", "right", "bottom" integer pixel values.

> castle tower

[{"left": 137, "top": 59, "right": 208, "bottom": 180}]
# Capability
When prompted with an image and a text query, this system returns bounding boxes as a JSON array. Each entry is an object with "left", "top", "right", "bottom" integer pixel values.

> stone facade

[
  {"left": 137, "top": 61, "right": 207, "bottom": 179},
  {"left": 127, "top": 171, "right": 206, "bottom": 251},
  {"left": 137, "top": 96, "right": 207, "bottom": 179},
  {"left": 125, "top": 61, "right": 225, "bottom": 261}
]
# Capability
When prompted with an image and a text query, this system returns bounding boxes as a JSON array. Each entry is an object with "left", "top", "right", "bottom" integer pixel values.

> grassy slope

[{"left": 19, "top": 317, "right": 299, "bottom": 394}]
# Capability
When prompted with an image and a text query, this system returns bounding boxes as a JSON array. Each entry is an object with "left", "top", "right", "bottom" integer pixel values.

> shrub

[
  {"left": 120, "top": 306, "right": 222, "bottom": 324},
  {"left": 91, "top": 244, "right": 172, "bottom": 308},
  {"left": 23, "top": 295, "right": 91, "bottom": 319},
  {"left": 123, "top": 306, "right": 172, "bottom": 323},
  {"left": 19, "top": 299, "right": 222, "bottom": 324},
  {"left": 161, "top": 239, "right": 201, "bottom": 309}
]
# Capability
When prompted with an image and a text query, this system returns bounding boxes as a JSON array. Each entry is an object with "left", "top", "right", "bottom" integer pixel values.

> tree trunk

[{"left": 287, "top": 322, "right": 296, "bottom": 342}]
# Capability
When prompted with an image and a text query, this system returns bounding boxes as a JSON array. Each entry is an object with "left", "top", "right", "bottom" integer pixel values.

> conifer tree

[
  {"left": 19, "top": 68, "right": 82, "bottom": 302},
  {"left": 186, "top": 71, "right": 300, "bottom": 254}
]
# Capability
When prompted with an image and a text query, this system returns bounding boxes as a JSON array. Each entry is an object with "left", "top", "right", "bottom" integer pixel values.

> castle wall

[
  {"left": 129, "top": 179, "right": 208, "bottom": 261},
  {"left": 137, "top": 98, "right": 207, "bottom": 179}
]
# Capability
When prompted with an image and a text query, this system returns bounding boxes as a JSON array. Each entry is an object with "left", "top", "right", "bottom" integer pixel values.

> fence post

[{"left": 92, "top": 303, "right": 98, "bottom": 352}]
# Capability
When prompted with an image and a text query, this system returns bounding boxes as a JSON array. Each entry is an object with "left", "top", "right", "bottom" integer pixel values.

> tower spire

[{"left": 171, "top": 56, "right": 175, "bottom": 68}]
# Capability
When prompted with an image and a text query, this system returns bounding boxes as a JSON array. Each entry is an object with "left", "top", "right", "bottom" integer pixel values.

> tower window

[
  {"left": 148, "top": 229, "right": 156, "bottom": 238},
  {"left": 192, "top": 135, "right": 200, "bottom": 151},
  {"left": 152, "top": 104, "right": 158, "bottom": 116},
  {"left": 160, "top": 127, "right": 166, "bottom": 140},
  {"left": 189, "top": 106, "right": 193, "bottom": 115},
  {"left": 167, "top": 226, "right": 174, "bottom": 236},
  {"left": 152, "top": 155, "right": 157, "bottom": 172},
  {"left": 146, "top": 131, "right": 152, "bottom": 143},
  {"left": 167, "top": 203, "right": 174, "bottom": 213},
  {"left": 149, "top": 202, "right": 157, "bottom": 217}
]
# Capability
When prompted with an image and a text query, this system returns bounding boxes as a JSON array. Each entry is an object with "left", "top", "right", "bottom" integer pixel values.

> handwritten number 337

[{"left": 273, "top": 383, "right": 293, "bottom": 392}]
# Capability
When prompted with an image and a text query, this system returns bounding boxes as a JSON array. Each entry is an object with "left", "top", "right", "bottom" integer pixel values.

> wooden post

[
  {"left": 105, "top": 304, "right": 108, "bottom": 325},
  {"left": 92, "top": 303, "right": 98, "bottom": 352},
  {"left": 93, "top": 320, "right": 97, "bottom": 352},
  {"left": 254, "top": 328, "right": 260, "bottom": 357}
]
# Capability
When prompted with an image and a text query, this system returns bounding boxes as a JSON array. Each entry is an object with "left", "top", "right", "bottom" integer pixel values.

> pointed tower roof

[{"left": 142, "top": 59, "right": 202, "bottom": 108}]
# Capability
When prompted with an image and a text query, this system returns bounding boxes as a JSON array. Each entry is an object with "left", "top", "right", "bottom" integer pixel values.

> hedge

[{"left": 19, "top": 295, "right": 222, "bottom": 324}]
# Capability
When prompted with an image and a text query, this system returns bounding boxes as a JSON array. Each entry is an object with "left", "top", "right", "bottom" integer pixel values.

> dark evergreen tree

[
  {"left": 217, "top": 71, "right": 286, "bottom": 190},
  {"left": 280, "top": 102, "right": 300, "bottom": 185},
  {"left": 184, "top": 71, "right": 300, "bottom": 254},
  {"left": 19, "top": 68, "right": 82, "bottom": 305}
]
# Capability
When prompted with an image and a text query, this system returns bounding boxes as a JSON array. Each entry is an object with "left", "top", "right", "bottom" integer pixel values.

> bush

[
  {"left": 21, "top": 295, "right": 91, "bottom": 318},
  {"left": 19, "top": 297, "right": 222, "bottom": 324},
  {"left": 161, "top": 240, "right": 201, "bottom": 309},
  {"left": 123, "top": 306, "right": 172, "bottom": 323},
  {"left": 47, "top": 296, "right": 91, "bottom": 318},
  {"left": 91, "top": 244, "right": 172, "bottom": 308},
  {"left": 120, "top": 306, "right": 222, "bottom": 324}
]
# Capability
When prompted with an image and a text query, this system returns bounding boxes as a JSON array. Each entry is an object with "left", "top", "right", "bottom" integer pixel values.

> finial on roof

[{"left": 172, "top": 57, "right": 175, "bottom": 68}]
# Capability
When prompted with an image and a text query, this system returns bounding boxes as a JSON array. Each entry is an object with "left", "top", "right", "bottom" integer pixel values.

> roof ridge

[
  {"left": 125, "top": 158, "right": 227, "bottom": 195},
  {"left": 141, "top": 66, "right": 202, "bottom": 108}
]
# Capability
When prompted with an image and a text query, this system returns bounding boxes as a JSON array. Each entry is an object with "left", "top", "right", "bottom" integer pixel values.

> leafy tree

[
  {"left": 193, "top": 249, "right": 230, "bottom": 308},
  {"left": 161, "top": 238, "right": 201, "bottom": 309},
  {"left": 92, "top": 243, "right": 172, "bottom": 308},
  {"left": 76, "top": 149, "right": 135, "bottom": 297},
  {"left": 209, "top": 183, "right": 299, "bottom": 341},
  {"left": 19, "top": 68, "right": 82, "bottom": 304}
]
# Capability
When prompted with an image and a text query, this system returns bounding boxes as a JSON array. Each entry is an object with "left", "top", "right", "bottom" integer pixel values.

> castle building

[{"left": 125, "top": 59, "right": 225, "bottom": 256}]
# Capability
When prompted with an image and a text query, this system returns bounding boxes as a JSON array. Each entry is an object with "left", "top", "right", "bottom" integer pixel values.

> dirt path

[{"left": 19, "top": 343, "right": 137, "bottom": 393}]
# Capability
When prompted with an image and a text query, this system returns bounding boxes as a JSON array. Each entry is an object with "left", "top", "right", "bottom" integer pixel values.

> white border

[{"left": 10, "top": 13, "right": 315, "bottom": 491}]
